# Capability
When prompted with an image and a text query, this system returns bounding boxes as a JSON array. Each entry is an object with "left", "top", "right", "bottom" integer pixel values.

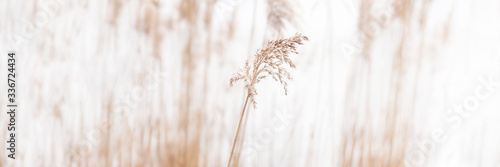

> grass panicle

[
  {"left": 230, "top": 33, "right": 309, "bottom": 108},
  {"left": 227, "top": 33, "right": 308, "bottom": 167}
]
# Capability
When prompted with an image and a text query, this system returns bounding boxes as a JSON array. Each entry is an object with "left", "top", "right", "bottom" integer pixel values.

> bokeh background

[{"left": 1, "top": 0, "right": 500, "bottom": 166}]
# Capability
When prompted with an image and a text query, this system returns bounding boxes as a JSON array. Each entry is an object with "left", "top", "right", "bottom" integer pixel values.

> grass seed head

[{"left": 230, "top": 33, "right": 308, "bottom": 108}]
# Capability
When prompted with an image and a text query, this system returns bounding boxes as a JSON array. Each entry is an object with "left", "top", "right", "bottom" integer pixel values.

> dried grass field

[{"left": 1, "top": 0, "right": 500, "bottom": 166}]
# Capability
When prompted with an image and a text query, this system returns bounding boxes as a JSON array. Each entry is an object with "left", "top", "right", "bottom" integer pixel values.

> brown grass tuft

[
  {"left": 230, "top": 33, "right": 308, "bottom": 108},
  {"left": 227, "top": 33, "right": 308, "bottom": 167}
]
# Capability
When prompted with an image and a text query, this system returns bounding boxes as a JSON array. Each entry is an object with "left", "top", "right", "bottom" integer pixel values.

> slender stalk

[
  {"left": 228, "top": 95, "right": 250, "bottom": 167},
  {"left": 228, "top": 33, "right": 307, "bottom": 166}
]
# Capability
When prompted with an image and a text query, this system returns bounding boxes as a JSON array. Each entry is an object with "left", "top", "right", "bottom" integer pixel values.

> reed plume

[{"left": 228, "top": 33, "right": 308, "bottom": 167}]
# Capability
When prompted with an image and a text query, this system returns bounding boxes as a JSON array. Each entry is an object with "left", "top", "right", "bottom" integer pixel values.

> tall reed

[{"left": 228, "top": 33, "right": 308, "bottom": 167}]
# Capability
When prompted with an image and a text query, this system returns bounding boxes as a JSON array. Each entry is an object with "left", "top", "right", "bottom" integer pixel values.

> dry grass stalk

[{"left": 228, "top": 33, "right": 308, "bottom": 167}]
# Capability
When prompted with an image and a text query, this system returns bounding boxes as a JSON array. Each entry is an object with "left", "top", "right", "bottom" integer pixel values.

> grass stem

[{"left": 228, "top": 95, "right": 250, "bottom": 167}]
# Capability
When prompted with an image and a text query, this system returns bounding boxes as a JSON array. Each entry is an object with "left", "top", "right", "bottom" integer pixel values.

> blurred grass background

[{"left": 1, "top": 0, "right": 500, "bottom": 166}]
